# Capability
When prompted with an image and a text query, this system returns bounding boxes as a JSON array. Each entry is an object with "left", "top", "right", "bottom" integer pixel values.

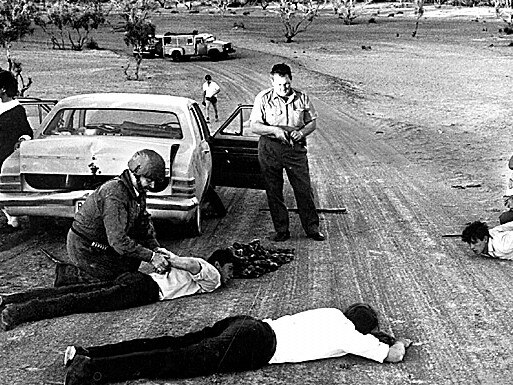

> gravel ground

[{"left": 1, "top": 5, "right": 513, "bottom": 385}]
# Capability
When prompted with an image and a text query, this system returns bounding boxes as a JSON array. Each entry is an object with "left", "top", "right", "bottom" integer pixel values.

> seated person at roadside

[
  {"left": 461, "top": 220, "right": 513, "bottom": 260},
  {"left": 63, "top": 303, "right": 412, "bottom": 385}
]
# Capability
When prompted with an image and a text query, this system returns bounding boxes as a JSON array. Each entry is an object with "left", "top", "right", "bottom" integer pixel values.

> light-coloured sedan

[{"left": 0, "top": 94, "right": 263, "bottom": 236}]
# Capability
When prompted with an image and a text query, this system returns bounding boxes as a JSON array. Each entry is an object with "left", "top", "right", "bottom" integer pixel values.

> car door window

[
  {"left": 217, "top": 107, "right": 256, "bottom": 137},
  {"left": 22, "top": 103, "right": 54, "bottom": 130}
]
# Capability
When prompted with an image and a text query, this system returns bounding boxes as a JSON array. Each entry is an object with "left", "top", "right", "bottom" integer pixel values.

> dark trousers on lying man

[
  {"left": 0, "top": 272, "right": 160, "bottom": 331},
  {"left": 64, "top": 316, "right": 276, "bottom": 384}
]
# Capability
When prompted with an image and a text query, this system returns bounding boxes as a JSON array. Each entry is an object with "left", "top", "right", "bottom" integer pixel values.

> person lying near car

[
  {"left": 0, "top": 148, "right": 235, "bottom": 331},
  {"left": 0, "top": 248, "right": 235, "bottom": 332},
  {"left": 62, "top": 303, "right": 411, "bottom": 385}
]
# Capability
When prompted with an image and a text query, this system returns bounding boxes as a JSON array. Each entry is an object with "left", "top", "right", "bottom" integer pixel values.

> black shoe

[
  {"left": 1, "top": 304, "right": 17, "bottom": 331},
  {"left": 273, "top": 231, "right": 290, "bottom": 242},
  {"left": 0, "top": 225, "right": 21, "bottom": 234},
  {"left": 64, "top": 355, "right": 101, "bottom": 385},
  {"left": 307, "top": 232, "right": 325, "bottom": 241}
]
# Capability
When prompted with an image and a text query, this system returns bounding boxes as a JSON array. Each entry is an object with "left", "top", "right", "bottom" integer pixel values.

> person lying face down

[
  {"left": 0, "top": 249, "right": 235, "bottom": 332},
  {"left": 63, "top": 303, "right": 412, "bottom": 385}
]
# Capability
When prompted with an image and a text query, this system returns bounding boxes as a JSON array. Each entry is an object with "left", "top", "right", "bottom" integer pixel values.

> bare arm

[
  {"left": 289, "top": 119, "right": 317, "bottom": 142},
  {"left": 251, "top": 120, "right": 289, "bottom": 141},
  {"left": 384, "top": 338, "right": 412, "bottom": 363}
]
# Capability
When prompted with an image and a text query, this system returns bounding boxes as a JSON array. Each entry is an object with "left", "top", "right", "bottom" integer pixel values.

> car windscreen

[{"left": 42, "top": 108, "right": 183, "bottom": 139}]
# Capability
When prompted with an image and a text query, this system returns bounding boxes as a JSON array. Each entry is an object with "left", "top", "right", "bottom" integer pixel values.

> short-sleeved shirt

[
  {"left": 263, "top": 308, "right": 390, "bottom": 364},
  {"left": 149, "top": 257, "right": 221, "bottom": 300},
  {"left": 487, "top": 221, "right": 513, "bottom": 260},
  {"left": 203, "top": 81, "right": 220, "bottom": 98},
  {"left": 249, "top": 88, "right": 318, "bottom": 129}
]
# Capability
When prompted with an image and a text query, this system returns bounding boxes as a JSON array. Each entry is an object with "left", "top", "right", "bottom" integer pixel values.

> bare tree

[
  {"left": 215, "top": 0, "right": 229, "bottom": 15},
  {"left": 244, "top": 0, "right": 270, "bottom": 9},
  {"left": 261, "top": 0, "right": 270, "bottom": 10},
  {"left": 332, "top": 0, "right": 374, "bottom": 25},
  {"left": 496, "top": 0, "right": 513, "bottom": 33},
  {"left": 275, "top": 0, "right": 319, "bottom": 43},
  {"left": 117, "top": 0, "right": 158, "bottom": 80},
  {"left": 0, "top": 0, "right": 38, "bottom": 95},
  {"left": 412, "top": 0, "right": 425, "bottom": 37},
  {"left": 35, "top": 0, "right": 107, "bottom": 51}
]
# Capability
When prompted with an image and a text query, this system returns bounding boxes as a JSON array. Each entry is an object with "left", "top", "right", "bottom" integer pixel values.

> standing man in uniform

[
  {"left": 202, "top": 74, "right": 220, "bottom": 123},
  {"left": 250, "top": 63, "right": 324, "bottom": 242}
]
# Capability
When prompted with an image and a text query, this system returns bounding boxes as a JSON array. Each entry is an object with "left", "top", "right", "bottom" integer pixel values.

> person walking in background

[
  {"left": 63, "top": 303, "right": 411, "bottom": 384},
  {"left": 0, "top": 70, "right": 32, "bottom": 230},
  {"left": 202, "top": 74, "right": 220, "bottom": 122},
  {"left": 250, "top": 63, "right": 324, "bottom": 242}
]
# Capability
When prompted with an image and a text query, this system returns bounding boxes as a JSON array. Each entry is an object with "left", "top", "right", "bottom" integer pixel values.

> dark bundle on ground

[{"left": 230, "top": 239, "right": 294, "bottom": 278}]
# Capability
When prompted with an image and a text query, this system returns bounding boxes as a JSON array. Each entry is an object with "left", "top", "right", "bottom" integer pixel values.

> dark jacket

[
  {"left": 0, "top": 104, "right": 32, "bottom": 168},
  {"left": 71, "top": 170, "right": 160, "bottom": 274}
]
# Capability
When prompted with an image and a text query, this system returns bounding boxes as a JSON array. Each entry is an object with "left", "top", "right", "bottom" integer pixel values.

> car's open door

[
  {"left": 19, "top": 98, "right": 57, "bottom": 131},
  {"left": 209, "top": 104, "right": 265, "bottom": 189}
]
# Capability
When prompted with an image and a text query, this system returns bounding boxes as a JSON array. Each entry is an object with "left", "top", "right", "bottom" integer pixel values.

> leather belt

[{"left": 70, "top": 226, "right": 111, "bottom": 252}]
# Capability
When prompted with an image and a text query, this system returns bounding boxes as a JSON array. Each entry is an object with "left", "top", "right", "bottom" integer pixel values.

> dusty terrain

[{"left": 1, "top": 4, "right": 513, "bottom": 385}]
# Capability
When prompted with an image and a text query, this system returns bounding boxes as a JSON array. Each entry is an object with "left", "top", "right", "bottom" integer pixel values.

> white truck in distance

[{"left": 136, "top": 31, "right": 236, "bottom": 61}]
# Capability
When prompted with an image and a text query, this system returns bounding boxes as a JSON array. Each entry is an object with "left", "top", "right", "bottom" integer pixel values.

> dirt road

[{"left": 1, "top": 10, "right": 513, "bottom": 385}]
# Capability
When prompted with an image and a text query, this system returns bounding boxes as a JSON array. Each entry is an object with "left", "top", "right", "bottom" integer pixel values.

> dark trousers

[
  {"left": 258, "top": 136, "right": 320, "bottom": 234},
  {"left": 1, "top": 272, "right": 160, "bottom": 330},
  {"left": 82, "top": 316, "right": 276, "bottom": 382}
]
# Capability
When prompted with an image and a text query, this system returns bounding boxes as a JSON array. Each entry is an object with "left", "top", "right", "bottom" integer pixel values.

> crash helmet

[{"left": 128, "top": 149, "right": 166, "bottom": 183}]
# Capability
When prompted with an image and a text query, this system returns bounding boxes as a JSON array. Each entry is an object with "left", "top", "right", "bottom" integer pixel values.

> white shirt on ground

[
  {"left": 264, "top": 307, "right": 390, "bottom": 364},
  {"left": 149, "top": 258, "right": 221, "bottom": 300},
  {"left": 203, "top": 81, "right": 220, "bottom": 98},
  {"left": 488, "top": 221, "right": 513, "bottom": 260}
]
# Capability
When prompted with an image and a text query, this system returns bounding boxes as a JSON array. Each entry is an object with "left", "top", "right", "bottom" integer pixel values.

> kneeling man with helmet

[{"left": 0, "top": 149, "right": 235, "bottom": 331}]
